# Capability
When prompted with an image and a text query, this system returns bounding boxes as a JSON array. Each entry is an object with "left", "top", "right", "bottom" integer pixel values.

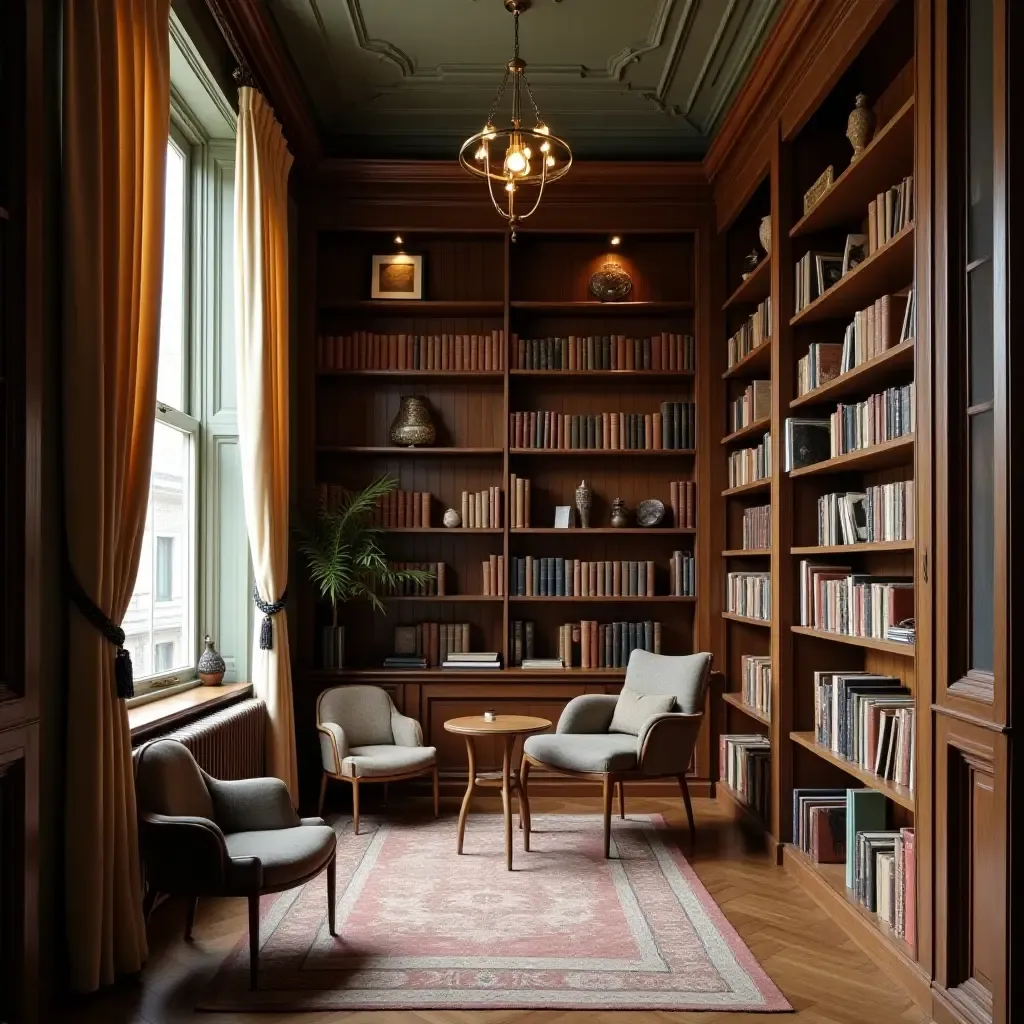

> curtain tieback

[
  {"left": 253, "top": 584, "right": 288, "bottom": 651},
  {"left": 67, "top": 570, "right": 134, "bottom": 699}
]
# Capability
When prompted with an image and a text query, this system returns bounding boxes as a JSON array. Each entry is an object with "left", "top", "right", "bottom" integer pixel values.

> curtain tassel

[
  {"left": 253, "top": 584, "right": 288, "bottom": 650},
  {"left": 66, "top": 569, "right": 134, "bottom": 699}
]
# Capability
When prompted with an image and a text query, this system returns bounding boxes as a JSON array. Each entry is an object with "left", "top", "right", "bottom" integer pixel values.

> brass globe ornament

[{"left": 458, "top": 0, "right": 572, "bottom": 239}]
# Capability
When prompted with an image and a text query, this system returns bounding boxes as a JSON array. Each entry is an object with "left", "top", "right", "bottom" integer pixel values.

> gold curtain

[
  {"left": 234, "top": 87, "right": 299, "bottom": 800},
  {"left": 62, "top": 0, "right": 170, "bottom": 991}
]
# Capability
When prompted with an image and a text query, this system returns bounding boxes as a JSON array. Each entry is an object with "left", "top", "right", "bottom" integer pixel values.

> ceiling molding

[{"left": 341, "top": 0, "right": 415, "bottom": 76}]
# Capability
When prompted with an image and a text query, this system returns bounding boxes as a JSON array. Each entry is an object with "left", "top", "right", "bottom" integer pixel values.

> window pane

[
  {"left": 970, "top": 410, "right": 994, "bottom": 672},
  {"left": 124, "top": 419, "right": 194, "bottom": 680},
  {"left": 967, "top": 0, "right": 993, "bottom": 264},
  {"left": 968, "top": 260, "right": 994, "bottom": 405},
  {"left": 158, "top": 140, "right": 186, "bottom": 409}
]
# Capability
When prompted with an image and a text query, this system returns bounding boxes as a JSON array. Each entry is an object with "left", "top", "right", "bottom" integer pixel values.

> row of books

[
  {"left": 461, "top": 487, "right": 503, "bottom": 529},
  {"left": 668, "top": 550, "right": 696, "bottom": 597},
  {"left": 511, "top": 333, "right": 694, "bottom": 372},
  {"left": 388, "top": 562, "right": 443, "bottom": 596},
  {"left": 794, "top": 250, "right": 843, "bottom": 313},
  {"left": 829, "top": 384, "right": 915, "bottom": 457},
  {"left": 480, "top": 555, "right": 506, "bottom": 596},
  {"left": 726, "top": 297, "right": 771, "bottom": 369},
  {"left": 509, "top": 404, "right": 696, "bottom": 450},
  {"left": 566, "top": 620, "right": 663, "bottom": 670},
  {"left": 799, "top": 561, "right": 914, "bottom": 643},
  {"left": 792, "top": 788, "right": 916, "bottom": 945},
  {"left": 741, "top": 654, "right": 772, "bottom": 719},
  {"left": 317, "top": 331, "right": 506, "bottom": 372},
  {"left": 868, "top": 175, "right": 914, "bottom": 251},
  {"left": 719, "top": 734, "right": 771, "bottom": 819},
  {"left": 729, "top": 380, "right": 771, "bottom": 433},
  {"left": 816, "top": 482, "right": 914, "bottom": 546},
  {"left": 812, "top": 670, "right": 915, "bottom": 789},
  {"left": 510, "top": 620, "right": 538, "bottom": 666},
  {"left": 388, "top": 621, "right": 472, "bottom": 667},
  {"left": 508, "top": 474, "right": 532, "bottom": 528},
  {"left": 726, "top": 571, "right": 771, "bottom": 621},
  {"left": 670, "top": 480, "right": 698, "bottom": 529},
  {"left": 374, "top": 489, "right": 432, "bottom": 528},
  {"left": 511, "top": 557, "right": 658, "bottom": 598},
  {"left": 742, "top": 504, "right": 771, "bottom": 550},
  {"left": 728, "top": 432, "right": 771, "bottom": 488}
]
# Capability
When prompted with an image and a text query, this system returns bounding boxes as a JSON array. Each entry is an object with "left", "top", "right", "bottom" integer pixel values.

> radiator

[{"left": 134, "top": 697, "right": 267, "bottom": 780}]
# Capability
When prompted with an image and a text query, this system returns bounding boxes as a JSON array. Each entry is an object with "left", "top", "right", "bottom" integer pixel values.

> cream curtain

[
  {"left": 62, "top": 0, "right": 170, "bottom": 991},
  {"left": 234, "top": 86, "right": 299, "bottom": 801}
]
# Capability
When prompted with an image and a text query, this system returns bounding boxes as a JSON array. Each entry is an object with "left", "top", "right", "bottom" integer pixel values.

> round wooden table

[{"left": 444, "top": 714, "right": 551, "bottom": 870}]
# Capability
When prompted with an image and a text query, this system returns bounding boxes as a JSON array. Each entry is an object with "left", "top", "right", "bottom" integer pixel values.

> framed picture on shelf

[
  {"left": 553, "top": 506, "right": 573, "bottom": 529},
  {"left": 814, "top": 254, "right": 844, "bottom": 295},
  {"left": 371, "top": 254, "right": 423, "bottom": 299},
  {"left": 842, "top": 233, "right": 867, "bottom": 275}
]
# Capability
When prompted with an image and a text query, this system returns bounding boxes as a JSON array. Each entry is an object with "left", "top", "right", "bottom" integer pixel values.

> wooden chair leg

[
  {"left": 327, "top": 853, "right": 337, "bottom": 937},
  {"left": 602, "top": 775, "right": 613, "bottom": 859},
  {"left": 677, "top": 774, "right": 696, "bottom": 836},
  {"left": 248, "top": 893, "right": 260, "bottom": 990},
  {"left": 519, "top": 755, "right": 532, "bottom": 851},
  {"left": 352, "top": 778, "right": 360, "bottom": 836},
  {"left": 184, "top": 896, "right": 197, "bottom": 941},
  {"left": 318, "top": 772, "right": 328, "bottom": 816},
  {"left": 432, "top": 765, "right": 440, "bottom": 819},
  {"left": 617, "top": 780, "right": 626, "bottom": 820},
  {"left": 382, "top": 781, "right": 389, "bottom": 809}
]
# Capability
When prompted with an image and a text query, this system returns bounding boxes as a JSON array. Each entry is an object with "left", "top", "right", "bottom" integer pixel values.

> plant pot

[{"left": 321, "top": 625, "right": 345, "bottom": 669}]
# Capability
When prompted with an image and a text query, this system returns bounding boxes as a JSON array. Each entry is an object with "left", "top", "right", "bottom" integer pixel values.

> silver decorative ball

[{"left": 443, "top": 508, "right": 462, "bottom": 529}]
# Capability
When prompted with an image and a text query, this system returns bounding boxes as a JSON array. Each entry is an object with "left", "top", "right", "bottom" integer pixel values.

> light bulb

[
  {"left": 540, "top": 141, "right": 551, "bottom": 153},
  {"left": 484, "top": 123, "right": 497, "bottom": 140},
  {"left": 505, "top": 148, "right": 527, "bottom": 174},
  {"left": 523, "top": 146, "right": 532, "bottom": 160},
  {"left": 394, "top": 235, "right": 403, "bottom": 246},
  {"left": 546, "top": 155, "right": 555, "bottom": 167},
  {"left": 610, "top": 235, "right": 621, "bottom": 246},
  {"left": 536, "top": 123, "right": 549, "bottom": 135},
  {"left": 475, "top": 145, "right": 487, "bottom": 161},
  {"left": 505, "top": 181, "right": 516, "bottom": 193}
]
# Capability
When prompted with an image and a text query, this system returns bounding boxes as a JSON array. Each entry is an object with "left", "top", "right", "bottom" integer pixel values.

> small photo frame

[
  {"left": 553, "top": 506, "right": 573, "bottom": 529},
  {"left": 842, "top": 233, "right": 867, "bottom": 275},
  {"left": 371, "top": 254, "right": 423, "bottom": 300}
]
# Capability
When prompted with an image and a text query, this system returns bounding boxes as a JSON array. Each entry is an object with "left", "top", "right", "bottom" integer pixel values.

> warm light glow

[
  {"left": 540, "top": 141, "right": 551, "bottom": 153},
  {"left": 610, "top": 235, "right": 622, "bottom": 246},
  {"left": 546, "top": 155, "right": 555, "bottom": 167},
  {"left": 505, "top": 148, "right": 527, "bottom": 174},
  {"left": 484, "top": 123, "right": 497, "bottom": 140},
  {"left": 505, "top": 181, "right": 516, "bottom": 192},
  {"left": 536, "top": 123, "right": 549, "bottom": 135},
  {"left": 394, "top": 235, "right": 404, "bottom": 245},
  {"left": 523, "top": 146, "right": 532, "bottom": 160},
  {"left": 475, "top": 145, "right": 487, "bottom": 160}
]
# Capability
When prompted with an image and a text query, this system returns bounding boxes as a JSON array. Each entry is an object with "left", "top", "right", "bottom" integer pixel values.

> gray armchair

[
  {"left": 135, "top": 738, "right": 337, "bottom": 989},
  {"left": 522, "top": 649, "right": 712, "bottom": 857}
]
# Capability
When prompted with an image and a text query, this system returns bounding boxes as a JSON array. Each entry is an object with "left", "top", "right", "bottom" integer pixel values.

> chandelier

[{"left": 459, "top": 0, "right": 571, "bottom": 238}]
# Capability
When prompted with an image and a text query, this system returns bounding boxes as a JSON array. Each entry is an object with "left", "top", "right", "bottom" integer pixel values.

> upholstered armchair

[
  {"left": 135, "top": 739, "right": 337, "bottom": 989},
  {"left": 317, "top": 684, "right": 439, "bottom": 833},
  {"left": 522, "top": 649, "right": 712, "bottom": 857}
]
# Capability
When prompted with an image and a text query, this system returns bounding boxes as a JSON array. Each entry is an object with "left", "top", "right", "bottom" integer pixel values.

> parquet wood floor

[{"left": 61, "top": 795, "right": 932, "bottom": 1024}]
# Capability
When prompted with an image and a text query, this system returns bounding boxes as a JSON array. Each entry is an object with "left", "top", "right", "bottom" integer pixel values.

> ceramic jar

[
  {"left": 390, "top": 395, "right": 436, "bottom": 447},
  {"left": 610, "top": 497, "right": 629, "bottom": 528},
  {"left": 575, "top": 480, "right": 593, "bottom": 529},
  {"left": 846, "top": 93, "right": 876, "bottom": 162},
  {"left": 197, "top": 636, "right": 226, "bottom": 686}
]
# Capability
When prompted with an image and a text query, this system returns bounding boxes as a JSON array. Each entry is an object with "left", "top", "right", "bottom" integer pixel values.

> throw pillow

[{"left": 609, "top": 686, "right": 675, "bottom": 736}]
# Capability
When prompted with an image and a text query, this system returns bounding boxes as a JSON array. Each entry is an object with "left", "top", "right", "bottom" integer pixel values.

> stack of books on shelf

[
  {"left": 561, "top": 620, "right": 663, "bottom": 669},
  {"left": 719, "top": 734, "right": 771, "bottom": 817},
  {"left": 669, "top": 550, "right": 696, "bottom": 596},
  {"left": 389, "top": 562, "right": 444, "bottom": 596},
  {"left": 317, "top": 331, "right": 505, "bottom": 372},
  {"left": 799, "top": 561, "right": 914, "bottom": 643},
  {"left": 726, "top": 571, "right": 771, "bottom": 620},
  {"left": 838, "top": 291, "right": 913, "bottom": 374},
  {"left": 328, "top": 486, "right": 431, "bottom": 527},
  {"left": 817, "top": 482, "right": 914, "bottom": 545},
  {"left": 795, "top": 250, "right": 843, "bottom": 313},
  {"left": 742, "top": 504, "right": 771, "bottom": 549},
  {"left": 887, "top": 620, "right": 916, "bottom": 645},
  {"left": 510, "top": 404, "right": 695, "bottom": 450},
  {"left": 792, "top": 788, "right": 847, "bottom": 863},
  {"left": 813, "top": 670, "right": 915, "bottom": 788},
  {"left": 511, "top": 620, "right": 537, "bottom": 666},
  {"left": 730, "top": 380, "right": 771, "bottom": 431},
  {"left": 508, "top": 474, "right": 532, "bottom": 528},
  {"left": 829, "top": 383, "right": 915, "bottom": 456},
  {"left": 669, "top": 480, "right": 697, "bottom": 528},
  {"left": 443, "top": 651, "right": 502, "bottom": 670},
  {"left": 480, "top": 554, "right": 506, "bottom": 596},
  {"left": 512, "top": 333, "right": 694, "bottom": 371},
  {"left": 727, "top": 297, "right": 771, "bottom": 368},
  {"left": 741, "top": 654, "right": 772, "bottom": 718},
  {"left": 382, "top": 655, "right": 428, "bottom": 670},
  {"left": 461, "top": 487, "right": 503, "bottom": 528},
  {"left": 728, "top": 432, "right": 771, "bottom": 487},
  {"left": 389, "top": 622, "right": 471, "bottom": 667},
  {"left": 797, "top": 342, "right": 844, "bottom": 396},
  {"left": 511, "top": 557, "right": 657, "bottom": 597},
  {"left": 867, "top": 175, "right": 914, "bottom": 251}
]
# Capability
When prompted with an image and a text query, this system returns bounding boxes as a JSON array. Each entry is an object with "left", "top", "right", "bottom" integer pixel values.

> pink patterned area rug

[{"left": 200, "top": 814, "right": 791, "bottom": 1012}]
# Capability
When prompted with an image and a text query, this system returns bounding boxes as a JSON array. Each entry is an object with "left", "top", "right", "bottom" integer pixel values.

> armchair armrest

[
  {"left": 390, "top": 707, "right": 424, "bottom": 747},
  {"left": 318, "top": 721, "right": 348, "bottom": 775},
  {"left": 206, "top": 775, "right": 299, "bottom": 832},
  {"left": 637, "top": 712, "right": 703, "bottom": 776},
  {"left": 139, "top": 812, "right": 229, "bottom": 894},
  {"left": 557, "top": 694, "right": 618, "bottom": 735}
]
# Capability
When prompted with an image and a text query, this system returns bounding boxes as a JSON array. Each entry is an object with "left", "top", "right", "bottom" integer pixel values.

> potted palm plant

[{"left": 297, "top": 476, "right": 435, "bottom": 669}]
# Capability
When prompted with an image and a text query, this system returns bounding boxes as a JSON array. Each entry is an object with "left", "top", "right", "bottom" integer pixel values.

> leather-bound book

[{"left": 646, "top": 560, "right": 655, "bottom": 596}]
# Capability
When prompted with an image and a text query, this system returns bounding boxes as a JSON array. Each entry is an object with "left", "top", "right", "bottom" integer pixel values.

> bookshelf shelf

[
  {"left": 789, "top": 731, "right": 916, "bottom": 810},
  {"left": 387, "top": 595, "right": 505, "bottom": 603},
  {"left": 722, "top": 548, "right": 770, "bottom": 557},
  {"left": 722, "top": 612, "right": 772, "bottom": 628},
  {"left": 789, "top": 341, "right": 915, "bottom": 410},
  {"left": 791, "top": 540, "right": 915, "bottom": 555},
  {"left": 789, "top": 97, "right": 916, "bottom": 239},
  {"left": 383, "top": 528, "right": 504, "bottom": 535},
  {"left": 510, "top": 369, "right": 694, "bottom": 380},
  {"left": 722, "top": 340, "right": 772, "bottom": 379},
  {"left": 722, "top": 479, "right": 771, "bottom": 498},
  {"left": 513, "top": 527, "right": 697, "bottom": 536},
  {"left": 790, "top": 225, "right": 915, "bottom": 326},
  {"left": 317, "top": 446, "right": 504, "bottom": 457},
  {"left": 320, "top": 299, "right": 504, "bottom": 316},
  {"left": 320, "top": 369, "right": 504, "bottom": 380},
  {"left": 791, "top": 625, "right": 915, "bottom": 657},
  {"left": 510, "top": 300, "right": 694, "bottom": 314},
  {"left": 510, "top": 448, "right": 696, "bottom": 458},
  {"left": 721, "top": 417, "right": 771, "bottom": 447},
  {"left": 787, "top": 435, "right": 915, "bottom": 477},
  {"left": 303, "top": 667, "right": 624, "bottom": 683},
  {"left": 722, "top": 257, "right": 771, "bottom": 310},
  {"left": 717, "top": 779, "right": 770, "bottom": 833},
  {"left": 722, "top": 691, "right": 771, "bottom": 726},
  {"left": 509, "top": 595, "right": 697, "bottom": 604}
]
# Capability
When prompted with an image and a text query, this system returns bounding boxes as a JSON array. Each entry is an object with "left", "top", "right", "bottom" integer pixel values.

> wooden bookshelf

[
  {"left": 789, "top": 341, "right": 915, "bottom": 410},
  {"left": 722, "top": 339, "right": 771, "bottom": 379},
  {"left": 722, "top": 612, "right": 771, "bottom": 628},
  {"left": 791, "top": 540, "right": 914, "bottom": 555},
  {"left": 721, "top": 478, "right": 770, "bottom": 498},
  {"left": 321, "top": 299, "right": 505, "bottom": 316},
  {"left": 720, "top": 417, "right": 771, "bottom": 446},
  {"left": 722, "top": 691, "right": 770, "bottom": 727},
  {"left": 321, "top": 369, "right": 505, "bottom": 380},
  {"left": 722, "top": 256, "right": 771, "bottom": 309},
  {"left": 510, "top": 369, "right": 694, "bottom": 380},
  {"left": 317, "top": 446, "right": 504, "bottom": 457},
  {"left": 787, "top": 435, "right": 915, "bottom": 477},
  {"left": 514, "top": 528, "right": 696, "bottom": 536},
  {"left": 510, "top": 448, "right": 697, "bottom": 458},
  {"left": 509, "top": 300, "right": 694, "bottom": 314},
  {"left": 722, "top": 548, "right": 770, "bottom": 557},
  {"left": 791, "top": 625, "right": 916, "bottom": 657}
]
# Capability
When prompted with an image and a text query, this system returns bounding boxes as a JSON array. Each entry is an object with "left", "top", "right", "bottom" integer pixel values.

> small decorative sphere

[{"left": 443, "top": 508, "right": 462, "bottom": 529}]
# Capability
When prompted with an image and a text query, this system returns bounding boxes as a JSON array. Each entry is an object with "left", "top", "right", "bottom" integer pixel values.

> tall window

[{"left": 124, "top": 132, "right": 200, "bottom": 688}]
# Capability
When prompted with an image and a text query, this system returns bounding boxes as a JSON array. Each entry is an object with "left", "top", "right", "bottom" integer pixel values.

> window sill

[{"left": 129, "top": 681, "right": 253, "bottom": 743}]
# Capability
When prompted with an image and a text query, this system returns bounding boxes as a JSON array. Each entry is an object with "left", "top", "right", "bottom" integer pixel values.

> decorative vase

[
  {"left": 390, "top": 395, "right": 436, "bottom": 447},
  {"left": 443, "top": 508, "right": 462, "bottom": 528},
  {"left": 758, "top": 216, "right": 771, "bottom": 257},
  {"left": 575, "top": 479, "right": 593, "bottom": 529},
  {"left": 610, "top": 497, "right": 629, "bottom": 528},
  {"left": 588, "top": 261, "right": 633, "bottom": 302},
  {"left": 197, "top": 635, "right": 226, "bottom": 686},
  {"left": 636, "top": 498, "right": 666, "bottom": 527},
  {"left": 846, "top": 93, "right": 876, "bottom": 162},
  {"left": 321, "top": 624, "right": 345, "bottom": 669}
]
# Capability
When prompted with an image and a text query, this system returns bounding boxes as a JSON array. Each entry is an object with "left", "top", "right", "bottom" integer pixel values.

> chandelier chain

[
  {"left": 485, "top": 68, "right": 511, "bottom": 128},
  {"left": 521, "top": 71, "right": 544, "bottom": 125}
]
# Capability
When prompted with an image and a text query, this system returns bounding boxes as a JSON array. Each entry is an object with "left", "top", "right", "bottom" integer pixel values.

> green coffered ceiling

[{"left": 261, "top": 0, "right": 784, "bottom": 159}]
